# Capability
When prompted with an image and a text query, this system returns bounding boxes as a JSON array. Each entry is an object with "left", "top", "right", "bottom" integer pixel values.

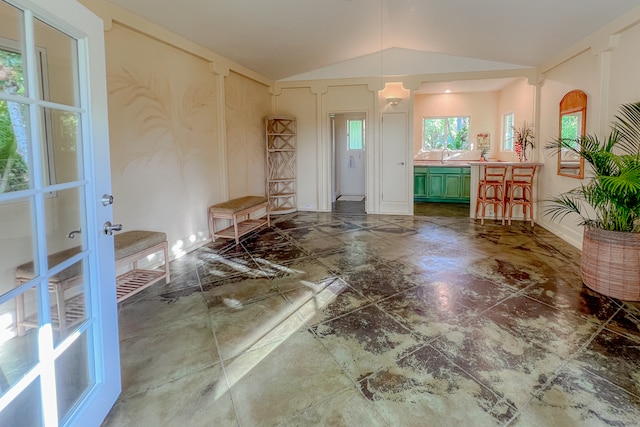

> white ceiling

[
  {"left": 414, "top": 78, "right": 520, "bottom": 95},
  {"left": 107, "top": 0, "right": 640, "bottom": 82}
]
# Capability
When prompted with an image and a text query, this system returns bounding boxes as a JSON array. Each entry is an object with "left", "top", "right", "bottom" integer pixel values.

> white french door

[{"left": 0, "top": 0, "right": 120, "bottom": 426}]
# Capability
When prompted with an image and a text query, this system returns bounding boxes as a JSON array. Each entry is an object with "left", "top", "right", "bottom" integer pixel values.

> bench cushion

[
  {"left": 114, "top": 230, "right": 167, "bottom": 261},
  {"left": 209, "top": 196, "right": 268, "bottom": 215},
  {"left": 15, "top": 246, "right": 82, "bottom": 282},
  {"left": 16, "top": 230, "right": 168, "bottom": 282}
]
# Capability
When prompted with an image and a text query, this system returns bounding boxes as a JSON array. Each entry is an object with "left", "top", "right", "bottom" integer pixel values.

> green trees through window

[
  {"left": 0, "top": 47, "right": 29, "bottom": 193},
  {"left": 423, "top": 116, "right": 469, "bottom": 150}
]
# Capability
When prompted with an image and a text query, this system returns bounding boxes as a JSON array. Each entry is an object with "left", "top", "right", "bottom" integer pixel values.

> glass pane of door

[
  {"left": 33, "top": 18, "right": 79, "bottom": 108},
  {"left": 0, "top": 378, "right": 41, "bottom": 427},
  {"left": 55, "top": 331, "right": 91, "bottom": 421}
]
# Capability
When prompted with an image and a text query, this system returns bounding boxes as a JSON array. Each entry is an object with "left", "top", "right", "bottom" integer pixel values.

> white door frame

[
  {"left": 330, "top": 112, "right": 367, "bottom": 203},
  {"left": 0, "top": 0, "right": 120, "bottom": 425}
]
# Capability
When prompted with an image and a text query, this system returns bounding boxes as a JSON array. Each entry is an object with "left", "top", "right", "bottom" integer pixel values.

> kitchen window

[
  {"left": 503, "top": 112, "right": 514, "bottom": 151},
  {"left": 423, "top": 116, "right": 469, "bottom": 150}
]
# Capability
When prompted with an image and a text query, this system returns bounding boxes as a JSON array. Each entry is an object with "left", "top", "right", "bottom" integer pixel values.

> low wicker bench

[
  {"left": 15, "top": 246, "right": 83, "bottom": 334},
  {"left": 15, "top": 230, "right": 169, "bottom": 334},
  {"left": 208, "top": 196, "right": 270, "bottom": 244},
  {"left": 114, "top": 230, "right": 170, "bottom": 303}
]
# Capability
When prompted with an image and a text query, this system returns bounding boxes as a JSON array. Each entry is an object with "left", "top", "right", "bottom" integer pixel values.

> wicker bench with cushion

[
  {"left": 15, "top": 230, "right": 169, "bottom": 335},
  {"left": 208, "top": 196, "right": 270, "bottom": 244},
  {"left": 114, "top": 230, "right": 170, "bottom": 302},
  {"left": 15, "top": 246, "right": 83, "bottom": 334}
]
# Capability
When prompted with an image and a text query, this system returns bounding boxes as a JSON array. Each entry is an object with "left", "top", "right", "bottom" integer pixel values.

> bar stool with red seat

[
  {"left": 505, "top": 165, "right": 538, "bottom": 226},
  {"left": 475, "top": 164, "right": 508, "bottom": 225}
]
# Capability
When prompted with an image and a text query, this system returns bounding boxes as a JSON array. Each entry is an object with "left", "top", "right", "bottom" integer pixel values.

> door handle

[
  {"left": 397, "top": 161, "right": 405, "bottom": 166},
  {"left": 101, "top": 194, "right": 114, "bottom": 206},
  {"left": 103, "top": 221, "right": 123, "bottom": 235}
]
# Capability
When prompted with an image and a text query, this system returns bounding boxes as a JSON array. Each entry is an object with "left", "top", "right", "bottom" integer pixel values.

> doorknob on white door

[
  {"left": 101, "top": 194, "right": 114, "bottom": 206},
  {"left": 397, "top": 161, "right": 405, "bottom": 165},
  {"left": 103, "top": 221, "right": 123, "bottom": 235}
]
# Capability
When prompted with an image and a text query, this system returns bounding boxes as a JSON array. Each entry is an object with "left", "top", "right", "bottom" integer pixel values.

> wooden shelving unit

[{"left": 266, "top": 116, "right": 297, "bottom": 214}]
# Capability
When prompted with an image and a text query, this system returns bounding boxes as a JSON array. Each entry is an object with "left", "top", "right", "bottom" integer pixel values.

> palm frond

[
  {"left": 614, "top": 101, "right": 640, "bottom": 155},
  {"left": 599, "top": 166, "right": 640, "bottom": 195},
  {"left": 543, "top": 191, "right": 588, "bottom": 225}
]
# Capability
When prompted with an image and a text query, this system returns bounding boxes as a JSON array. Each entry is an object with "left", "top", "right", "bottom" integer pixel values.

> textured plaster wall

[
  {"left": 105, "top": 23, "right": 222, "bottom": 257},
  {"left": 225, "top": 71, "right": 270, "bottom": 199},
  {"left": 276, "top": 87, "right": 318, "bottom": 210},
  {"left": 608, "top": 20, "right": 640, "bottom": 115},
  {"left": 537, "top": 51, "right": 599, "bottom": 248}
]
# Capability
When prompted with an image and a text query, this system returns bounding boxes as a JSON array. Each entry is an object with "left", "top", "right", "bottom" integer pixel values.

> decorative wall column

[
  {"left": 210, "top": 62, "right": 230, "bottom": 201},
  {"left": 591, "top": 34, "right": 620, "bottom": 133}
]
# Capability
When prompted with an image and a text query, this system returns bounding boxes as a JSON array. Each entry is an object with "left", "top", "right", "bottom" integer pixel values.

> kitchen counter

[
  {"left": 413, "top": 160, "right": 476, "bottom": 167},
  {"left": 466, "top": 161, "right": 544, "bottom": 166}
]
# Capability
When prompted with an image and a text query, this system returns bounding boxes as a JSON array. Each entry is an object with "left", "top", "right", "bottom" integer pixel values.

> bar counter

[{"left": 467, "top": 161, "right": 544, "bottom": 221}]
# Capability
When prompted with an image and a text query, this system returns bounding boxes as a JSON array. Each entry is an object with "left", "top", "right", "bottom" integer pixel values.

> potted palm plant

[{"left": 545, "top": 101, "right": 640, "bottom": 300}]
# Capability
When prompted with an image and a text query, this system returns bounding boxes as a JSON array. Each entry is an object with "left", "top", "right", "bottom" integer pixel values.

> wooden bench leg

[
  {"left": 16, "top": 292, "right": 25, "bottom": 336},
  {"left": 233, "top": 214, "right": 240, "bottom": 244},
  {"left": 208, "top": 211, "right": 216, "bottom": 242},
  {"left": 54, "top": 285, "right": 66, "bottom": 332},
  {"left": 163, "top": 241, "right": 171, "bottom": 283}
]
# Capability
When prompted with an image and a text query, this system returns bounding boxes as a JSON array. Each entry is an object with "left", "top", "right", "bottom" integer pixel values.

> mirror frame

[{"left": 558, "top": 90, "right": 587, "bottom": 179}]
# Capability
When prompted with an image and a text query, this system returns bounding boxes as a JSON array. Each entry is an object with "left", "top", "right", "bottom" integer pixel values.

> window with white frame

[
  {"left": 0, "top": 40, "right": 55, "bottom": 194},
  {"left": 347, "top": 119, "right": 364, "bottom": 150},
  {"left": 422, "top": 116, "right": 470, "bottom": 150},
  {"left": 503, "top": 112, "right": 514, "bottom": 151}
]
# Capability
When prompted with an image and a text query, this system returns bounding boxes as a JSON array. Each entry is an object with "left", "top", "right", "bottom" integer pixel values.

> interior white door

[
  {"left": 0, "top": 0, "right": 120, "bottom": 426},
  {"left": 380, "top": 112, "right": 409, "bottom": 213},
  {"left": 336, "top": 114, "right": 366, "bottom": 197}
]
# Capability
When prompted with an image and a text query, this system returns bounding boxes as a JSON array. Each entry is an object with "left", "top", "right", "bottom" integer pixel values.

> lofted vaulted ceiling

[{"left": 107, "top": 0, "right": 640, "bottom": 82}]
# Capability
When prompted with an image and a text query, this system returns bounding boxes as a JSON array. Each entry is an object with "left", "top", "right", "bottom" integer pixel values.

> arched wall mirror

[{"left": 558, "top": 90, "right": 587, "bottom": 178}]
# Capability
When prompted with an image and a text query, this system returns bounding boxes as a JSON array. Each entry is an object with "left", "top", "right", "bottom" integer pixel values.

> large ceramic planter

[{"left": 581, "top": 226, "right": 640, "bottom": 301}]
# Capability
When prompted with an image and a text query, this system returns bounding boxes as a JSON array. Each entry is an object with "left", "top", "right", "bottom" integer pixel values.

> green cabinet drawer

[{"left": 427, "top": 167, "right": 462, "bottom": 175}]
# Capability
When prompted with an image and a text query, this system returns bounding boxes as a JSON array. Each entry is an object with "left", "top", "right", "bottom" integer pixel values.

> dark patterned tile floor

[{"left": 103, "top": 206, "right": 640, "bottom": 427}]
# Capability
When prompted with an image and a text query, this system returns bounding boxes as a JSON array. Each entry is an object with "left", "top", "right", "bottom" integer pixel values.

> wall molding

[{"left": 79, "top": 0, "right": 272, "bottom": 87}]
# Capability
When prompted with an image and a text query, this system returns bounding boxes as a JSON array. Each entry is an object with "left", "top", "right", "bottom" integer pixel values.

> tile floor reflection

[{"left": 102, "top": 204, "right": 640, "bottom": 427}]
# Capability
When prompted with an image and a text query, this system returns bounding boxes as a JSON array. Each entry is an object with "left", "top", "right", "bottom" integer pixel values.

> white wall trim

[{"left": 79, "top": 0, "right": 272, "bottom": 87}]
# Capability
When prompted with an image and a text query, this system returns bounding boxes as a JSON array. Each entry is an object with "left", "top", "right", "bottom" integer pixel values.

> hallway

[{"left": 103, "top": 208, "right": 640, "bottom": 426}]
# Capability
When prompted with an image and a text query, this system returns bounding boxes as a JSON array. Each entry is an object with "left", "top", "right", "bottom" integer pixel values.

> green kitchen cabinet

[
  {"left": 414, "top": 166, "right": 471, "bottom": 202},
  {"left": 414, "top": 166, "right": 428, "bottom": 198}
]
